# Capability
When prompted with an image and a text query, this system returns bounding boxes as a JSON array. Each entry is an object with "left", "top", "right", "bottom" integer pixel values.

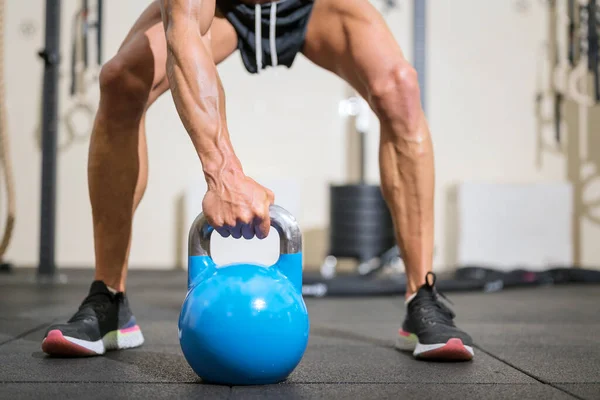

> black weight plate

[
  {"left": 330, "top": 212, "right": 393, "bottom": 224},
  {"left": 330, "top": 191, "right": 388, "bottom": 203},
  {"left": 328, "top": 245, "right": 396, "bottom": 260},
  {"left": 329, "top": 232, "right": 396, "bottom": 241},
  {"left": 330, "top": 235, "right": 396, "bottom": 246},
  {"left": 330, "top": 228, "right": 395, "bottom": 239},
  {"left": 330, "top": 240, "right": 396, "bottom": 248},
  {"left": 330, "top": 202, "right": 390, "bottom": 212},
  {"left": 329, "top": 244, "right": 395, "bottom": 254},
  {"left": 329, "top": 207, "right": 391, "bottom": 220},
  {"left": 330, "top": 231, "right": 395, "bottom": 241},
  {"left": 330, "top": 226, "right": 395, "bottom": 236},
  {"left": 330, "top": 189, "right": 387, "bottom": 200},
  {"left": 330, "top": 188, "right": 390, "bottom": 211},
  {"left": 329, "top": 245, "right": 396, "bottom": 255},
  {"left": 330, "top": 184, "right": 384, "bottom": 196},
  {"left": 330, "top": 201, "right": 389, "bottom": 213},
  {"left": 330, "top": 220, "right": 393, "bottom": 231}
]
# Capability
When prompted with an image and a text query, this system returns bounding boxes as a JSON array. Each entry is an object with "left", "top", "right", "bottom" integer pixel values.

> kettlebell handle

[{"left": 188, "top": 204, "right": 302, "bottom": 257}]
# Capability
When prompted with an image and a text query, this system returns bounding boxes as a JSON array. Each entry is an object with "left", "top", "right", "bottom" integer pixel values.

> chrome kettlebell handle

[{"left": 188, "top": 204, "right": 302, "bottom": 257}]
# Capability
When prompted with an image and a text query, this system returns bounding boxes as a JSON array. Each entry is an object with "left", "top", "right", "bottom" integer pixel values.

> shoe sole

[
  {"left": 42, "top": 326, "right": 145, "bottom": 357},
  {"left": 396, "top": 330, "right": 474, "bottom": 361}
]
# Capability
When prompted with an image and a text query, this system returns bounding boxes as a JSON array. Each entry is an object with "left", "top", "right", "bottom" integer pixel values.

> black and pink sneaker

[
  {"left": 396, "top": 272, "right": 474, "bottom": 361},
  {"left": 42, "top": 281, "right": 144, "bottom": 356}
]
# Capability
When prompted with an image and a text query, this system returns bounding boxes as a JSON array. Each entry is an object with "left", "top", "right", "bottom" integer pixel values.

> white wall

[{"left": 3, "top": 0, "right": 599, "bottom": 271}]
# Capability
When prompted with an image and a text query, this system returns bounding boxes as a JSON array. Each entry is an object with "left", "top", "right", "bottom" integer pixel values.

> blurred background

[{"left": 0, "top": 0, "right": 598, "bottom": 277}]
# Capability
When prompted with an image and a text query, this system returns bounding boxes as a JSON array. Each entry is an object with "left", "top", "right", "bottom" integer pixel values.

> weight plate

[
  {"left": 331, "top": 206, "right": 388, "bottom": 214},
  {"left": 330, "top": 195, "right": 388, "bottom": 207},
  {"left": 328, "top": 242, "right": 396, "bottom": 260},
  {"left": 330, "top": 219, "right": 394, "bottom": 232},
  {"left": 327, "top": 184, "right": 396, "bottom": 261},
  {"left": 329, "top": 184, "right": 384, "bottom": 196},
  {"left": 330, "top": 234, "right": 396, "bottom": 244},
  {"left": 330, "top": 202, "right": 390, "bottom": 213},
  {"left": 330, "top": 210, "right": 393, "bottom": 222},
  {"left": 330, "top": 227, "right": 394, "bottom": 237}
]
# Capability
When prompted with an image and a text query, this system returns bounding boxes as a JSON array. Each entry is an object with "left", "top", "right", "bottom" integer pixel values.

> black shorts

[{"left": 216, "top": 0, "right": 314, "bottom": 74}]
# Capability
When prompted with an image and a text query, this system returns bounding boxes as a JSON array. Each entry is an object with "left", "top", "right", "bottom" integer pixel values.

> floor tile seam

[
  {"left": 0, "top": 322, "right": 52, "bottom": 347},
  {"left": 0, "top": 381, "right": 557, "bottom": 385},
  {"left": 474, "top": 345, "right": 587, "bottom": 400}
]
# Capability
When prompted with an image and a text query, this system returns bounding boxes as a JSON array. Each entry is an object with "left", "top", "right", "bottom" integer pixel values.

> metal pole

[
  {"left": 37, "top": 0, "right": 61, "bottom": 280},
  {"left": 358, "top": 130, "right": 366, "bottom": 184},
  {"left": 413, "top": 0, "right": 427, "bottom": 115},
  {"left": 97, "top": 0, "right": 103, "bottom": 66}
]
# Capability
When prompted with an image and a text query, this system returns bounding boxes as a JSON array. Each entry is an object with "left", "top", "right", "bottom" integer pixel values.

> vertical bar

[
  {"left": 590, "top": 0, "right": 600, "bottom": 101},
  {"left": 97, "top": 0, "right": 103, "bottom": 65},
  {"left": 548, "top": 0, "right": 562, "bottom": 144},
  {"left": 83, "top": 0, "right": 89, "bottom": 68},
  {"left": 413, "top": 0, "right": 427, "bottom": 115},
  {"left": 588, "top": 0, "right": 597, "bottom": 72},
  {"left": 69, "top": 9, "right": 76, "bottom": 96},
  {"left": 38, "top": 0, "right": 61, "bottom": 278},
  {"left": 596, "top": 3, "right": 600, "bottom": 101},
  {"left": 568, "top": 0, "right": 576, "bottom": 65},
  {"left": 358, "top": 130, "right": 366, "bottom": 184}
]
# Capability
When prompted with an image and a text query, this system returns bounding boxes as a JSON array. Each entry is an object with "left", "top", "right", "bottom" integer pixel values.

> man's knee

[
  {"left": 367, "top": 61, "right": 422, "bottom": 133},
  {"left": 99, "top": 55, "right": 153, "bottom": 114}
]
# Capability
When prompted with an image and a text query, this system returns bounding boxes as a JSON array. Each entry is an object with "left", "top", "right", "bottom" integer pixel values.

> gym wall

[{"left": 3, "top": 0, "right": 599, "bottom": 271}]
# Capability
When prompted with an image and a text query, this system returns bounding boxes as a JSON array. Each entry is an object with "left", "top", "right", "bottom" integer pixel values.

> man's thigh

[
  {"left": 114, "top": 1, "right": 238, "bottom": 104},
  {"left": 302, "top": 0, "right": 407, "bottom": 99},
  {"left": 210, "top": 11, "right": 239, "bottom": 65}
]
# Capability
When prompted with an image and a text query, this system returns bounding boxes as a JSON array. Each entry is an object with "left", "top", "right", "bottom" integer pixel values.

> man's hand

[{"left": 202, "top": 171, "right": 275, "bottom": 240}]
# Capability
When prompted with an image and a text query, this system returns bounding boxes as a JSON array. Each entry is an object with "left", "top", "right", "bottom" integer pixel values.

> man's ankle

[
  {"left": 94, "top": 275, "right": 125, "bottom": 293},
  {"left": 404, "top": 270, "right": 434, "bottom": 300},
  {"left": 405, "top": 278, "right": 425, "bottom": 299},
  {"left": 405, "top": 291, "right": 417, "bottom": 304}
]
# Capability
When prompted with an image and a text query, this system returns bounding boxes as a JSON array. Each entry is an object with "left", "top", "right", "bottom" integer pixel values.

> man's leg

[
  {"left": 90, "top": 4, "right": 238, "bottom": 293},
  {"left": 303, "top": 0, "right": 431, "bottom": 296},
  {"left": 302, "top": 0, "right": 473, "bottom": 361},
  {"left": 42, "top": 2, "right": 238, "bottom": 357},
  {"left": 88, "top": 3, "right": 168, "bottom": 293}
]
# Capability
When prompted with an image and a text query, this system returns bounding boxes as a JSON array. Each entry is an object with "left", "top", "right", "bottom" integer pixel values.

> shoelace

[
  {"left": 411, "top": 272, "right": 457, "bottom": 326},
  {"left": 411, "top": 294, "right": 456, "bottom": 326},
  {"left": 68, "top": 291, "right": 116, "bottom": 323}
]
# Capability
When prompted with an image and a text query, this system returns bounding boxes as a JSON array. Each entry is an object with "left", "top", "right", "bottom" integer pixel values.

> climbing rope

[{"left": 0, "top": 0, "right": 16, "bottom": 262}]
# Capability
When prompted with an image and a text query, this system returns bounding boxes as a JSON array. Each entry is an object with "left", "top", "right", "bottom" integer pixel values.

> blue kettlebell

[{"left": 179, "top": 205, "right": 310, "bottom": 385}]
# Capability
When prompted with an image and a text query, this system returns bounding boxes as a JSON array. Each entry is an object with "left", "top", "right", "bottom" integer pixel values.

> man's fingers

[
  {"left": 255, "top": 215, "right": 271, "bottom": 240},
  {"left": 267, "top": 189, "right": 275, "bottom": 204},
  {"left": 230, "top": 223, "right": 243, "bottom": 239},
  {"left": 215, "top": 227, "right": 230, "bottom": 238},
  {"left": 241, "top": 223, "right": 254, "bottom": 240},
  {"left": 209, "top": 216, "right": 230, "bottom": 238}
]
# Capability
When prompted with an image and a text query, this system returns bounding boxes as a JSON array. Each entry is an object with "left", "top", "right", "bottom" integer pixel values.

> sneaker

[
  {"left": 41, "top": 280, "right": 144, "bottom": 356},
  {"left": 395, "top": 272, "right": 474, "bottom": 361}
]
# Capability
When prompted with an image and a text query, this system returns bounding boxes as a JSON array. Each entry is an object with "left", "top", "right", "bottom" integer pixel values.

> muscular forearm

[{"left": 162, "top": 3, "right": 242, "bottom": 187}]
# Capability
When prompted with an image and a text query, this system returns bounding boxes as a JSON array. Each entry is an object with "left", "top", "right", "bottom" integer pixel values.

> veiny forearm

[{"left": 164, "top": 22, "right": 242, "bottom": 188}]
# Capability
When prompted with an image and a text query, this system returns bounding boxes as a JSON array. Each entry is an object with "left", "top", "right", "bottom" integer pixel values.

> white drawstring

[
  {"left": 254, "top": 2, "right": 279, "bottom": 73},
  {"left": 254, "top": 4, "right": 262, "bottom": 73},
  {"left": 269, "top": 3, "right": 278, "bottom": 67}
]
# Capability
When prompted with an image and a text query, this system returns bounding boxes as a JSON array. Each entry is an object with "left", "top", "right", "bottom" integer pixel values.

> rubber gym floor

[{"left": 0, "top": 269, "right": 598, "bottom": 400}]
